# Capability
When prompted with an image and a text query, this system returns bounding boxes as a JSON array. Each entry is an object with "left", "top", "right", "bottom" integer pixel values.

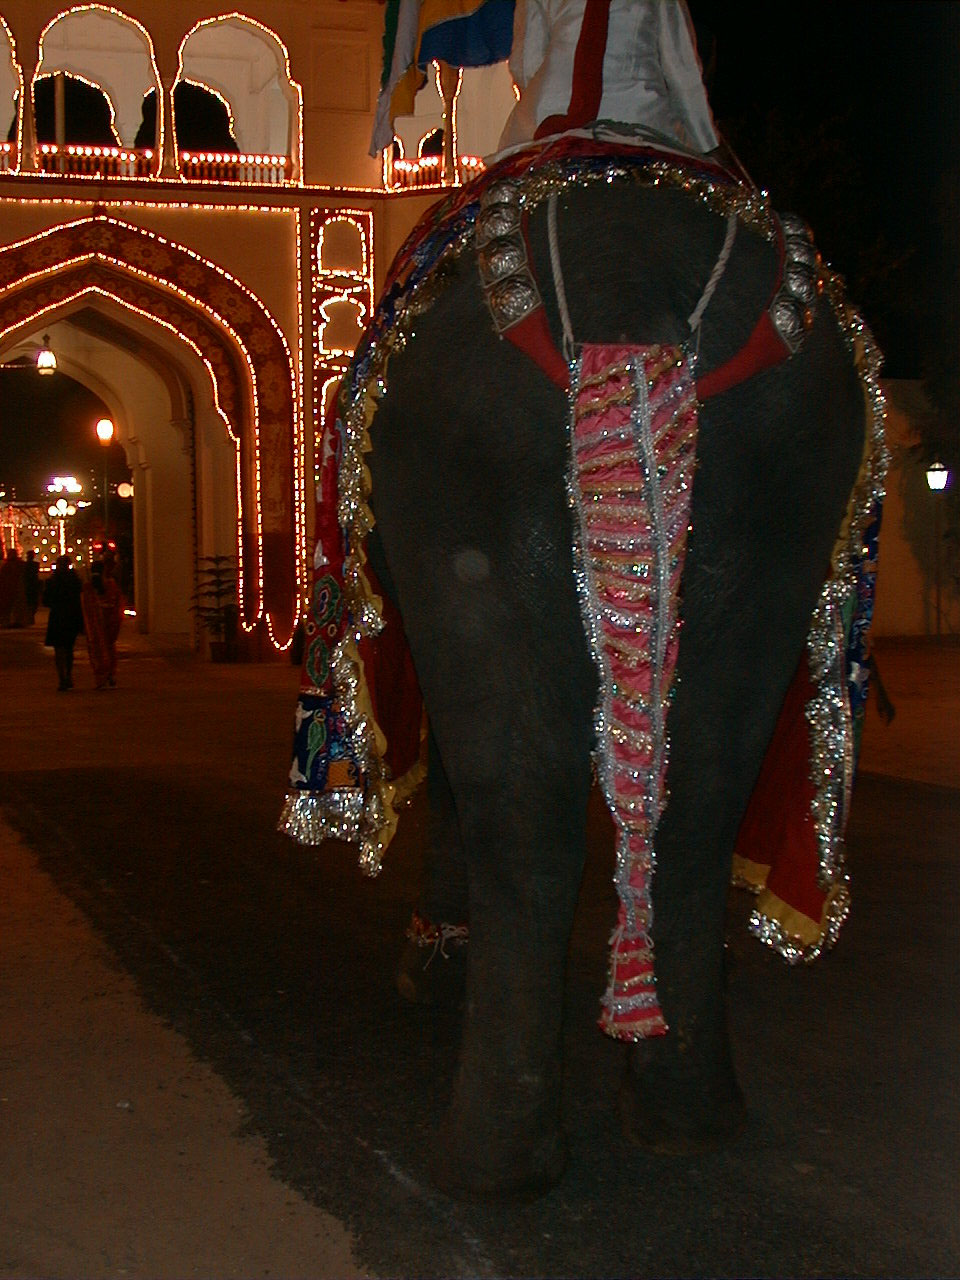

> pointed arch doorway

[{"left": 0, "top": 214, "right": 302, "bottom": 648}]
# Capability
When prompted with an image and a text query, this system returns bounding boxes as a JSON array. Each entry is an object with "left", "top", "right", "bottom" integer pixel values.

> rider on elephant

[{"left": 499, "top": 0, "right": 721, "bottom": 156}]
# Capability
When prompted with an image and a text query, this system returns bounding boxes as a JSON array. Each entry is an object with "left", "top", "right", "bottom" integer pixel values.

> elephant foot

[
  {"left": 396, "top": 913, "right": 468, "bottom": 1006},
  {"left": 619, "top": 1076, "right": 746, "bottom": 1155},
  {"left": 619, "top": 1038, "right": 747, "bottom": 1155},
  {"left": 435, "top": 1120, "right": 567, "bottom": 1203},
  {"left": 434, "top": 1046, "right": 568, "bottom": 1202}
]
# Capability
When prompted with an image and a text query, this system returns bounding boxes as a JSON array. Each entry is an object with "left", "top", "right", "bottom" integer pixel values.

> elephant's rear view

[{"left": 282, "top": 140, "right": 886, "bottom": 1198}]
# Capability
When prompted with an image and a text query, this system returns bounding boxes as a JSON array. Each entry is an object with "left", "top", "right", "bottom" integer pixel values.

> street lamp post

[
  {"left": 925, "top": 459, "right": 951, "bottom": 641},
  {"left": 46, "top": 497, "right": 77, "bottom": 555},
  {"left": 46, "top": 476, "right": 81, "bottom": 559},
  {"left": 96, "top": 418, "right": 115, "bottom": 537}
]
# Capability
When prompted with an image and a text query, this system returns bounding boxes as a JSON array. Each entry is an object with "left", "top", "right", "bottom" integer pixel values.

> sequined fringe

[
  {"left": 747, "top": 270, "right": 888, "bottom": 963},
  {"left": 278, "top": 788, "right": 366, "bottom": 847},
  {"left": 278, "top": 777, "right": 401, "bottom": 878},
  {"left": 749, "top": 883, "right": 851, "bottom": 966}
]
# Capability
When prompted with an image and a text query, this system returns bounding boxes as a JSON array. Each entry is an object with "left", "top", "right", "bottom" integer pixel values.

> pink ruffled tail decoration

[{"left": 568, "top": 344, "right": 699, "bottom": 1039}]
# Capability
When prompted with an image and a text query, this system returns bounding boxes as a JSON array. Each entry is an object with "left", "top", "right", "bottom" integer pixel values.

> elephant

[{"left": 282, "top": 136, "right": 886, "bottom": 1200}]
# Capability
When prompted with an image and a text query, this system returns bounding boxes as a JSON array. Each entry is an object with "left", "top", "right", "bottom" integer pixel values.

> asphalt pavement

[{"left": 0, "top": 619, "right": 957, "bottom": 1279}]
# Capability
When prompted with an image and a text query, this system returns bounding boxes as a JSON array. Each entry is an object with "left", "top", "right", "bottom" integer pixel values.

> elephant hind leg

[
  {"left": 415, "top": 665, "right": 594, "bottom": 1198},
  {"left": 437, "top": 896, "right": 577, "bottom": 1201},
  {"left": 617, "top": 822, "right": 750, "bottom": 1153},
  {"left": 396, "top": 728, "right": 469, "bottom": 1007},
  {"left": 619, "top": 934, "right": 747, "bottom": 1155}
]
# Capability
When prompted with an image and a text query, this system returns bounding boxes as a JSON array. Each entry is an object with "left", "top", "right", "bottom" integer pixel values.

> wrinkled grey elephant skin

[{"left": 365, "top": 184, "right": 865, "bottom": 1200}]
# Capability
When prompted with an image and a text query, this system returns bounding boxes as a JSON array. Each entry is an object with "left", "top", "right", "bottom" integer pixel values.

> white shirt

[{"left": 498, "top": 0, "right": 719, "bottom": 154}]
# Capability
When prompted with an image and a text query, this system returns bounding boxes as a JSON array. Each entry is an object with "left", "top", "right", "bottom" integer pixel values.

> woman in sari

[
  {"left": 83, "top": 553, "right": 123, "bottom": 689},
  {"left": 0, "top": 546, "right": 29, "bottom": 627}
]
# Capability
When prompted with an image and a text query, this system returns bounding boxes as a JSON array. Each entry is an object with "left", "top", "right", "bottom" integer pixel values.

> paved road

[{"left": 1, "top": 622, "right": 957, "bottom": 1278}]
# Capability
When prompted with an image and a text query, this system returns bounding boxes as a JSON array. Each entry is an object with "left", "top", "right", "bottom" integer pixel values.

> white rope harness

[
  {"left": 687, "top": 213, "right": 738, "bottom": 334},
  {"left": 546, "top": 194, "right": 738, "bottom": 357}
]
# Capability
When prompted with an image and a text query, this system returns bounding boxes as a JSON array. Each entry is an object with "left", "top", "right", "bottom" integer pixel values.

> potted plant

[{"left": 192, "top": 554, "right": 239, "bottom": 661}]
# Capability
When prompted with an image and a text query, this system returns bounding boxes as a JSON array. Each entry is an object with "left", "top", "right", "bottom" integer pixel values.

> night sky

[
  {"left": 697, "top": 0, "right": 959, "bottom": 383},
  {"left": 1, "top": 0, "right": 956, "bottom": 498}
]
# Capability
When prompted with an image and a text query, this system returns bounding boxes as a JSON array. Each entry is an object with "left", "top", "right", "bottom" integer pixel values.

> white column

[
  {"left": 159, "top": 77, "right": 180, "bottom": 178},
  {"left": 18, "top": 58, "right": 40, "bottom": 173}
]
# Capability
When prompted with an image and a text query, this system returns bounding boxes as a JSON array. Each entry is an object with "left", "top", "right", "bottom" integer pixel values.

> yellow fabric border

[
  {"left": 731, "top": 853, "right": 770, "bottom": 893},
  {"left": 754, "top": 885, "right": 837, "bottom": 949}
]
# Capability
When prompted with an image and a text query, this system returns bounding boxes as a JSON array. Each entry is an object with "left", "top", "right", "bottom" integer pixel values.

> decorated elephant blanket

[{"left": 280, "top": 136, "right": 887, "bottom": 1038}]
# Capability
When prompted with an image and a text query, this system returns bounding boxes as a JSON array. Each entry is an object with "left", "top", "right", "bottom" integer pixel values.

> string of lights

[{"left": 0, "top": 11, "right": 487, "bottom": 653}]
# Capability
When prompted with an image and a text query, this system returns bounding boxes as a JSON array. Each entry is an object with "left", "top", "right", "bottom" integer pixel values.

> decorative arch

[
  {"left": 418, "top": 128, "right": 443, "bottom": 158},
  {"left": 0, "top": 16, "right": 21, "bottom": 166},
  {"left": 318, "top": 296, "right": 365, "bottom": 357},
  {"left": 37, "top": 6, "right": 160, "bottom": 149},
  {"left": 32, "top": 71, "right": 118, "bottom": 145},
  {"left": 137, "top": 78, "right": 238, "bottom": 153},
  {"left": 311, "top": 208, "right": 373, "bottom": 488},
  {"left": 0, "top": 216, "right": 300, "bottom": 643},
  {"left": 179, "top": 13, "right": 302, "bottom": 176},
  {"left": 317, "top": 216, "right": 368, "bottom": 278}
]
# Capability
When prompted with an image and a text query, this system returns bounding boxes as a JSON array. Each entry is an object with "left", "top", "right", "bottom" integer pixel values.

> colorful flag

[{"left": 370, "top": 0, "right": 515, "bottom": 155}]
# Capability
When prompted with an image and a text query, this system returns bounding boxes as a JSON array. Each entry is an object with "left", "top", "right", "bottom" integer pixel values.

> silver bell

[
  {"left": 780, "top": 213, "right": 813, "bottom": 242},
  {"left": 784, "top": 260, "right": 819, "bottom": 304},
  {"left": 477, "top": 237, "right": 527, "bottom": 285},
  {"left": 483, "top": 178, "right": 521, "bottom": 208},
  {"left": 476, "top": 202, "right": 521, "bottom": 246},
  {"left": 771, "top": 294, "right": 806, "bottom": 350},
  {"left": 784, "top": 237, "right": 819, "bottom": 270},
  {"left": 490, "top": 275, "right": 540, "bottom": 330}
]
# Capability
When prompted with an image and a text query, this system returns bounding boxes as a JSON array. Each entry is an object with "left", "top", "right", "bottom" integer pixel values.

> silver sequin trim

[{"left": 749, "top": 268, "right": 888, "bottom": 963}]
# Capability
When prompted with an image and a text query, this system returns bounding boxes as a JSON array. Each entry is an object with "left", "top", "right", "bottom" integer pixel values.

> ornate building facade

[{"left": 0, "top": 1, "right": 512, "bottom": 650}]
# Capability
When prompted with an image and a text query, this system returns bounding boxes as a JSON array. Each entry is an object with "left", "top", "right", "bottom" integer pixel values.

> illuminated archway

[
  {"left": 311, "top": 209, "right": 373, "bottom": 488},
  {"left": 179, "top": 13, "right": 302, "bottom": 178},
  {"left": 37, "top": 6, "right": 160, "bottom": 149},
  {"left": 5, "top": 306, "right": 231, "bottom": 640},
  {"left": 0, "top": 215, "right": 301, "bottom": 645},
  {"left": 0, "top": 17, "right": 21, "bottom": 167}
]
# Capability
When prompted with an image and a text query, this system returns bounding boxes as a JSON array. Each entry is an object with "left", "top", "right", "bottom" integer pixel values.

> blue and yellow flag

[{"left": 370, "top": 0, "right": 515, "bottom": 155}]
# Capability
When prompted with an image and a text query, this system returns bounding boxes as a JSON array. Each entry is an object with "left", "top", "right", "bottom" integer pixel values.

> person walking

[
  {"left": 82, "top": 552, "right": 123, "bottom": 689},
  {"left": 24, "top": 550, "right": 40, "bottom": 625},
  {"left": 43, "top": 554, "right": 84, "bottom": 691},
  {"left": 0, "top": 546, "right": 28, "bottom": 628}
]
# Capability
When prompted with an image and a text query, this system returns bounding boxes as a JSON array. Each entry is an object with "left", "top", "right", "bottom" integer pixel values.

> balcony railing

[
  {"left": 385, "top": 152, "right": 485, "bottom": 192},
  {"left": 16, "top": 143, "right": 292, "bottom": 184},
  {"left": 180, "top": 151, "right": 292, "bottom": 184},
  {"left": 38, "top": 143, "right": 154, "bottom": 177}
]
